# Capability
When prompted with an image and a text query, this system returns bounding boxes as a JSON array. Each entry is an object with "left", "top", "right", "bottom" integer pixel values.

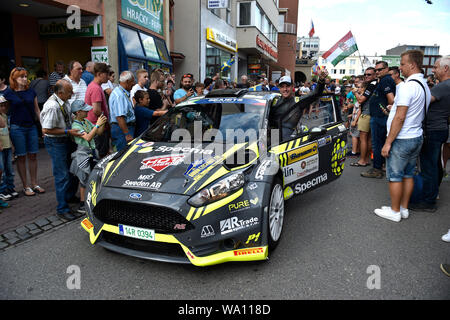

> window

[
  {"left": 350, "top": 59, "right": 356, "bottom": 65},
  {"left": 340, "top": 69, "right": 345, "bottom": 74},
  {"left": 206, "top": 45, "right": 232, "bottom": 79},
  {"left": 255, "top": 6, "right": 262, "bottom": 30},
  {"left": 349, "top": 69, "right": 355, "bottom": 75},
  {"left": 332, "top": 69, "right": 337, "bottom": 74},
  {"left": 239, "top": 2, "right": 251, "bottom": 25}
]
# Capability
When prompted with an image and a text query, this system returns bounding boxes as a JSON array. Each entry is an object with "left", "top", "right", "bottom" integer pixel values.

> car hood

[{"left": 101, "top": 140, "right": 256, "bottom": 196}]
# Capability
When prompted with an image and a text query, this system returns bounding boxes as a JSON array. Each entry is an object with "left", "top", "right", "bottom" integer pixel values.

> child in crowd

[
  {"left": 0, "top": 96, "right": 17, "bottom": 202},
  {"left": 134, "top": 90, "right": 167, "bottom": 137},
  {"left": 69, "top": 100, "right": 107, "bottom": 214},
  {"left": 0, "top": 96, "right": 13, "bottom": 211}
]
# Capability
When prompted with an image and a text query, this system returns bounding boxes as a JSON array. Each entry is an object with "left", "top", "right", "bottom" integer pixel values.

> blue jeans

[
  {"left": 370, "top": 116, "right": 388, "bottom": 170},
  {"left": 44, "top": 136, "right": 79, "bottom": 213},
  {"left": 10, "top": 124, "right": 39, "bottom": 156},
  {"left": 386, "top": 136, "right": 423, "bottom": 182},
  {"left": 0, "top": 148, "right": 15, "bottom": 193},
  {"left": 111, "top": 123, "right": 135, "bottom": 152},
  {"left": 420, "top": 130, "right": 448, "bottom": 205}
]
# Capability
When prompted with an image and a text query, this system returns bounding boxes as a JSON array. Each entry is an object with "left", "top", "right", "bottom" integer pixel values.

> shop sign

[
  {"left": 91, "top": 46, "right": 109, "bottom": 63},
  {"left": 206, "top": 28, "right": 237, "bottom": 52},
  {"left": 256, "top": 35, "right": 278, "bottom": 60},
  {"left": 122, "top": 0, "right": 164, "bottom": 35},
  {"left": 207, "top": 0, "right": 229, "bottom": 9},
  {"left": 248, "top": 64, "right": 261, "bottom": 70},
  {"left": 38, "top": 16, "right": 102, "bottom": 38}
]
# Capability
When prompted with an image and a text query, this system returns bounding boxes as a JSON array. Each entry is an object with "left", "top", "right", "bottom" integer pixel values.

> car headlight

[{"left": 188, "top": 172, "right": 245, "bottom": 207}]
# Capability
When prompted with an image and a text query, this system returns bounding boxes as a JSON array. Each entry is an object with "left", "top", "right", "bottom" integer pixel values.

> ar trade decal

[
  {"left": 140, "top": 155, "right": 185, "bottom": 172},
  {"left": 220, "top": 216, "right": 259, "bottom": 235}
]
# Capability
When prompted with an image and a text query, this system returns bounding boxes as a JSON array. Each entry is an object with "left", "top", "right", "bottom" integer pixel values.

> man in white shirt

[
  {"left": 63, "top": 61, "right": 87, "bottom": 106},
  {"left": 130, "top": 69, "right": 148, "bottom": 105},
  {"left": 374, "top": 50, "right": 431, "bottom": 222}
]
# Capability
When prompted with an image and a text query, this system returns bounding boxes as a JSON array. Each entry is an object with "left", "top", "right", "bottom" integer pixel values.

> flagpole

[{"left": 351, "top": 31, "right": 365, "bottom": 74}]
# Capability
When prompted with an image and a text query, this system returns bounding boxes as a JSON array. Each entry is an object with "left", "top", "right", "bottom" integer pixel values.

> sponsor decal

[
  {"left": 154, "top": 145, "right": 213, "bottom": 155},
  {"left": 174, "top": 224, "right": 186, "bottom": 230},
  {"left": 137, "top": 174, "right": 155, "bottom": 180},
  {"left": 184, "top": 156, "right": 222, "bottom": 181},
  {"left": 283, "top": 154, "right": 319, "bottom": 185},
  {"left": 123, "top": 180, "right": 162, "bottom": 190},
  {"left": 220, "top": 216, "right": 259, "bottom": 235},
  {"left": 136, "top": 141, "right": 154, "bottom": 147},
  {"left": 82, "top": 219, "right": 94, "bottom": 230},
  {"left": 247, "top": 182, "right": 258, "bottom": 191},
  {"left": 228, "top": 197, "right": 258, "bottom": 213},
  {"left": 283, "top": 186, "right": 294, "bottom": 200},
  {"left": 331, "top": 138, "right": 346, "bottom": 176},
  {"left": 287, "top": 142, "right": 318, "bottom": 165},
  {"left": 233, "top": 247, "right": 264, "bottom": 256},
  {"left": 294, "top": 173, "right": 328, "bottom": 194},
  {"left": 140, "top": 155, "right": 185, "bottom": 172},
  {"left": 129, "top": 193, "right": 142, "bottom": 200},
  {"left": 255, "top": 160, "right": 271, "bottom": 180},
  {"left": 317, "top": 135, "right": 332, "bottom": 148},
  {"left": 200, "top": 225, "right": 215, "bottom": 238},
  {"left": 245, "top": 232, "right": 261, "bottom": 244}
]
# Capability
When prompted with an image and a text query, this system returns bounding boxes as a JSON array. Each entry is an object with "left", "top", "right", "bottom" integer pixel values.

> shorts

[
  {"left": 350, "top": 126, "right": 360, "bottom": 138},
  {"left": 386, "top": 136, "right": 423, "bottom": 182},
  {"left": 357, "top": 114, "right": 371, "bottom": 133},
  {"left": 10, "top": 124, "right": 39, "bottom": 156}
]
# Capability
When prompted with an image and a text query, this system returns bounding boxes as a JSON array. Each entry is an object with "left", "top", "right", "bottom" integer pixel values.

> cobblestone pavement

[{"left": 0, "top": 147, "right": 83, "bottom": 250}]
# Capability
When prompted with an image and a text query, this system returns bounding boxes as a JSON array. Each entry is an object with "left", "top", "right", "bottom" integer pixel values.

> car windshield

[{"left": 143, "top": 100, "right": 266, "bottom": 143}]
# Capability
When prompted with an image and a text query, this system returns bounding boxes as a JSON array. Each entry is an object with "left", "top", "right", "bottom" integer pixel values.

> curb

[{"left": 0, "top": 212, "right": 85, "bottom": 251}]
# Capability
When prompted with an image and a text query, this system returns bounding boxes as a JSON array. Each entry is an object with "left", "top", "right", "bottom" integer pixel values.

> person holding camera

[{"left": 174, "top": 73, "right": 197, "bottom": 105}]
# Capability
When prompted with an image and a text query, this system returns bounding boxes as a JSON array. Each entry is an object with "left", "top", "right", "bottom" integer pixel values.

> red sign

[
  {"left": 256, "top": 35, "right": 278, "bottom": 59},
  {"left": 234, "top": 247, "right": 264, "bottom": 256},
  {"left": 140, "top": 155, "right": 185, "bottom": 172}
]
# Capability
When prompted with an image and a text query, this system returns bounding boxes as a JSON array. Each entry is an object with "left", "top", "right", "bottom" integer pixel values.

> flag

[
  {"left": 221, "top": 56, "right": 235, "bottom": 72},
  {"left": 308, "top": 20, "right": 315, "bottom": 38},
  {"left": 322, "top": 31, "right": 358, "bottom": 67}
]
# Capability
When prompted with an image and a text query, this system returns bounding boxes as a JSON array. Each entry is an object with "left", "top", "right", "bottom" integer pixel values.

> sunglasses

[
  {"left": 364, "top": 73, "right": 374, "bottom": 76},
  {"left": 182, "top": 74, "right": 193, "bottom": 79},
  {"left": 375, "top": 67, "right": 386, "bottom": 72}
]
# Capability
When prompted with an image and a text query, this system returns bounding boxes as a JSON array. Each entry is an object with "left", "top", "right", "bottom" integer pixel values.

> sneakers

[
  {"left": 382, "top": 206, "right": 409, "bottom": 219},
  {"left": 0, "top": 199, "right": 9, "bottom": 208},
  {"left": 77, "top": 202, "right": 86, "bottom": 214},
  {"left": 408, "top": 202, "right": 437, "bottom": 213},
  {"left": 374, "top": 206, "right": 401, "bottom": 222},
  {"left": 442, "top": 230, "right": 450, "bottom": 243},
  {"left": 361, "top": 168, "right": 384, "bottom": 179},
  {"left": 0, "top": 193, "right": 12, "bottom": 201},
  {"left": 8, "top": 189, "right": 19, "bottom": 198}
]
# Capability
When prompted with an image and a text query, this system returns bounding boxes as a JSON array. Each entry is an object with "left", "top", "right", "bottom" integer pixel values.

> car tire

[{"left": 267, "top": 177, "right": 285, "bottom": 251}]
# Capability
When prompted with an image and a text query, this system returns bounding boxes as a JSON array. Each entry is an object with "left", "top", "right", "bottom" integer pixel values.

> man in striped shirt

[
  {"left": 63, "top": 61, "right": 87, "bottom": 106},
  {"left": 49, "top": 60, "right": 65, "bottom": 95}
]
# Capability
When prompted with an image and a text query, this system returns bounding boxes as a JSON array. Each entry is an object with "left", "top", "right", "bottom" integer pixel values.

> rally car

[{"left": 81, "top": 89, "right": 348, "bottom": 266}]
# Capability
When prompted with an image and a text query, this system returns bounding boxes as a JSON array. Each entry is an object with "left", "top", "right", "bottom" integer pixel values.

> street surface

[{"left": 0, "top": 152, "right": 449, "bottom": 300}]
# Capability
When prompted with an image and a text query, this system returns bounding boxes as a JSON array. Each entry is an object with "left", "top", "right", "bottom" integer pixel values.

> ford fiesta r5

[{"left": 81, "top": 89, "right": 348, "bottom": 266}]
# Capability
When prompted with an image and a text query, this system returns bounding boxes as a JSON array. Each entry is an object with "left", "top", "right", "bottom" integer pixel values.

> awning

[{"left": 118, "top": 24, "right": 172, "bottom": 68}]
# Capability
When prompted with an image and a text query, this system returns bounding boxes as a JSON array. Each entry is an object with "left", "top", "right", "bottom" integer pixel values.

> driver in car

[{"left": 269, "top": 68, "right": 329, "bottom": 141}]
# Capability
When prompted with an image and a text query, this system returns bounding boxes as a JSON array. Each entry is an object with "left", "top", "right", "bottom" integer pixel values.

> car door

[{"left": 268, "top": 95, "right": 348, "bottom": 200}]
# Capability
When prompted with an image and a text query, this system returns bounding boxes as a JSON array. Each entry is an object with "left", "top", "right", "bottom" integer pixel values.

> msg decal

[
  {"left": 140, "top": 155, "right": 185, "bottom": 172},
  {"left": 331, "top": 138, "right": 346, "bottom": 176}
]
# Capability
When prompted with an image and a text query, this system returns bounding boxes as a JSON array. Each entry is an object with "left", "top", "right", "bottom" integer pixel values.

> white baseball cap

[{"left": 278, "top": 76, "right": 292, "bottom": 85}]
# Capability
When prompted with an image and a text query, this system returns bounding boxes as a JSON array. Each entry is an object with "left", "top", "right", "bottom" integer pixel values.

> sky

[{"left": 297, "top": 0, "right": 450, "bottom": 57}]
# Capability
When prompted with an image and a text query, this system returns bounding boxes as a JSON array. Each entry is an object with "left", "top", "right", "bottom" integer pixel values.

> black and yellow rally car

[{"left": 81, "top": 89, "right": 347, "bottom": 266}]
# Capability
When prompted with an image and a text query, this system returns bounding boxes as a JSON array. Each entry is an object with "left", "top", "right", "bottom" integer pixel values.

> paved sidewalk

[{"left": 0, "top": 147, "right": 71, "bottom": 235}]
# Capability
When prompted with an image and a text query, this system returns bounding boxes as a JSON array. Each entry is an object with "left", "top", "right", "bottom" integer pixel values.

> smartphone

[{"left": 379, "top": 104, "right": 389, "bottom": 114}]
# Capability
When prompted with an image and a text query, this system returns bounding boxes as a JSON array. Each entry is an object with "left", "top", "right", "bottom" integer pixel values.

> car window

[
  {"left": 296, "top": 97, "right": 337, "bottom": 132},
  {"left": 143, "top": 103, "right": 265, "bottom": 143}
]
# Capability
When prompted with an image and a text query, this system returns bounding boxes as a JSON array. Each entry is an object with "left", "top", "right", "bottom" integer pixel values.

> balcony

[{"left": 279, "top": 23, "right": 296, "bottom": 35}]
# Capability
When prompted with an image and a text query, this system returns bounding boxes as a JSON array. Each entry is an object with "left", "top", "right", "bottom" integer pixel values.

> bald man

[{"left": 41, "top": 79, "right": 83, "bottom": 220}]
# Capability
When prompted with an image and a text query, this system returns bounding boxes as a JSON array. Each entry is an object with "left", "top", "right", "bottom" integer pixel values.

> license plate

[{"left": 119, "top": 224, "right": 155, "bottom": 241}]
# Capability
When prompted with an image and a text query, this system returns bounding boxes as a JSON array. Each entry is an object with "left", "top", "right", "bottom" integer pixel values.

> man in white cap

[{"left": 269, "top": 68, "right": 329, "bottom": 141}]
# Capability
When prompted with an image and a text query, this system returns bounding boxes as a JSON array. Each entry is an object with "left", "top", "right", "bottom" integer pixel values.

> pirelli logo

[
  {"left": 281, "top": 142, "right": 318, "bottom": 166},
  {"left": 233, "top": 247, "right": 264, "bottom": 256}
]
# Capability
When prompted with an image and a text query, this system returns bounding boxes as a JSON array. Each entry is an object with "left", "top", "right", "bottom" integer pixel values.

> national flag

[
  {"left": 221, "top": 56, "right": 235, "bottom": 72},
  {"left": 322, "top": 31, "right": 358, "bottom": 66},
  {"left": 308, "top": 20, "right": 315, "bottom": 38},
  {"left": 312, "top": 61, "right": 324, "bottom": 75}
]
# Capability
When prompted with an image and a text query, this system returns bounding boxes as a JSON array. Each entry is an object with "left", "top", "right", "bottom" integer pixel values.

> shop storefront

[
  {"left": 205, "top": 27, "right": 237, "bottom": 81},
  {"left": 117, "top": 24, "right": 172, "bottom": 75}
]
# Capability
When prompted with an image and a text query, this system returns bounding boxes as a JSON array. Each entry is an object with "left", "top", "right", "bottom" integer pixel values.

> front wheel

[{"left": 268, "top": 178, "right": 285, "bottom": 250}]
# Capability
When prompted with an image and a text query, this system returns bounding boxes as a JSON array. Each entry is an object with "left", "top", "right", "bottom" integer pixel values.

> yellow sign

[
  {"left": 206, "top": 28, "right": 237, "bottom": 52},
  {"left": 286, "top": 142, "right": 318, "bottom": 165}
]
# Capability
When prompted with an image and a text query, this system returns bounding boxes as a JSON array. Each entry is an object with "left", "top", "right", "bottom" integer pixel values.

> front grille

[{"left": 94, "top": 200, "right": 194, "bottom": 234}]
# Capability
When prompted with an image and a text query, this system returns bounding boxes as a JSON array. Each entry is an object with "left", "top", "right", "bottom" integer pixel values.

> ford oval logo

[{"left": 129, "top": 193, "right": 142, "bottom": 200}]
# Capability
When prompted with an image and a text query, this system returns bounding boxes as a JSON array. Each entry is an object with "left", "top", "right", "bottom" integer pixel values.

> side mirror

[{"left": 308, "top": 127, "right": 327, "bottom": 138}]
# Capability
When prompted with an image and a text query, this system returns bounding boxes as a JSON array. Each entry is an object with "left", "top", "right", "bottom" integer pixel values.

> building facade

[
  {"left": 386, "top": 44, "right": 440, "bottom": 75},
  {"left": 297, "top": 36, "right": 320, "bottom": 59},
  {"left": 0, "top": 0, "right": 172, "bottom": 82}
]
